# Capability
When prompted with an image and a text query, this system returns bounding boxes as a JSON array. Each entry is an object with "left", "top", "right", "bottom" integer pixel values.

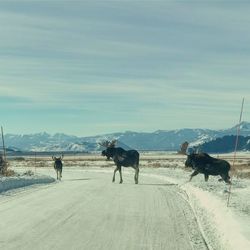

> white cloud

[{"left": 1, "top": 2, "right": 250, "bottom": 135}]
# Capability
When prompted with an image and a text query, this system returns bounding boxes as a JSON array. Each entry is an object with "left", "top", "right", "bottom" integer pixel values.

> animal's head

[
  {"left": 101, "top": 149, "right": 111, "bottom": 160},
  {"left": 52, "top": 155, "right": 63, "bottom": 162},
  {"left": 99, "top": 140, "right": 117, "bottom": 160}
]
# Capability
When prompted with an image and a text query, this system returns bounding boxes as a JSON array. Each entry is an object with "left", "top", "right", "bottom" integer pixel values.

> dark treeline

[{"left": 200, "top": 135, "right": 250, "bottom": 153}]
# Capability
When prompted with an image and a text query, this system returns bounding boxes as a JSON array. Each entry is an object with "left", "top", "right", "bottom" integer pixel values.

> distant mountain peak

[
  {"left": 231, "top": 121, "right": 250, "bottom": 130},
  {"left": 3, "top": 121, "right": 250, "bottom": 152},
  {"left": 239, "top": 121, "right": 250, "bottom": 130}
]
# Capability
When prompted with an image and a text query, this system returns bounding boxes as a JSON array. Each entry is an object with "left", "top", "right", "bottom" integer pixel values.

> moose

[
  {"left": 100, "top": 140, "right": 140, "bottom": 184},
  {"left": 52, "top": 155, "right": 63, "bottom": 180},
  {"left": 185, "top": 152, "right": 231, "bottom": 184}
]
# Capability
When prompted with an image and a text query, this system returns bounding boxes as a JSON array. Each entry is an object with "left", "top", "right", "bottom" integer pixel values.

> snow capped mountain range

[{"left": 2, "top": 122, "right": 250, "bottom": 152}]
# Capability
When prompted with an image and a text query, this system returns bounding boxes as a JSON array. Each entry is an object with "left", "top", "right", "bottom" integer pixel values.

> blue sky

[{"left": 1, "top": 1, "right": 250, "bottom": 136}]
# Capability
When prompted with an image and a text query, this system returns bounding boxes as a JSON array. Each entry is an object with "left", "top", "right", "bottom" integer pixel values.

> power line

[{"left": 227, "top": 98, "right": 245, "bottom": 207}]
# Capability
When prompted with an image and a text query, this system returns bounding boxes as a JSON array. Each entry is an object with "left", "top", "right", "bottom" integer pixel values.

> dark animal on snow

[
  {"left": 99, "top": 140, "right": 114, "bottom": 160},
  {"left": 102, "top": 149, "right": 111, "bottom": 160},
  {"left": 100, "top": 140, "right": 139, "bottom": 184},
  {"left": 185, "top": 152, "right": 231, "bottom": 183},
  {"left": 52, "top": 155, "right": 63, "bottom": 180}
]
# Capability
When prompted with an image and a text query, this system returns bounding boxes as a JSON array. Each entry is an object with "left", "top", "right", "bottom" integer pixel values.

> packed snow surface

[{"left": 1, "top": 153, "right": 250, "bottom": 250}]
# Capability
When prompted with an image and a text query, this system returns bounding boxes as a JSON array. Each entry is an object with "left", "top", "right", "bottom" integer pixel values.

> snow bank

[
  {"left": 141, "top": 168, "right": 250, "bottom": 250},
  {"left": 184, "top": 183, "right": 250, "bottom": 250},
  {"left": 0, "top": 175, "right": 55, "bottom": 193}
]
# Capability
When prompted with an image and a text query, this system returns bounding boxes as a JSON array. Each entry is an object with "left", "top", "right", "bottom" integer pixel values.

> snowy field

[{"left": 1, "top": 152, "right": 250, "bottom": 249}]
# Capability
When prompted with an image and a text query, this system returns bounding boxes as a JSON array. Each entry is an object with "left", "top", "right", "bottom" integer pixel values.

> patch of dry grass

[
  {"left": 0, "top": 161, "right": 16, "bottom": 176},
  {"left": 9, "top": 155, "right": 250, "bottom": 180},
  {"left": 35, "top": 161, "right": 50, "bottom": 168},
  {"left": 1, "top": 168, "right": 16, "bottom": 177},
  {"left": 142, "top": 159, "right": 183, "bottom": 169},
  {"left": 12, "top": 157, "right": 26, "bottom": 161},
  {"left": 230, "top": 163, "right": 250, "bottom": 179}
]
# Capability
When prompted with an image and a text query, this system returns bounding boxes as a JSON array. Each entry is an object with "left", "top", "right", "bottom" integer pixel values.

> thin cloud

[{"left": 0, "top": 2, "right": 249, "bottom": 135}]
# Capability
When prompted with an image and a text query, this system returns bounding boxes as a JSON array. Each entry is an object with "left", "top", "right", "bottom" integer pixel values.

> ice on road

[{"left": 0, "top": 168, "right": 208, "bottom": 250}]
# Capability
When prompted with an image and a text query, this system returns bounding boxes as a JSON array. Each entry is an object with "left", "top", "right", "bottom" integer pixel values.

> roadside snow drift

[
  {"left": 141, "top": 167, "right": 250, "bottom": 250},
  {"left": 0, "top": 175, "right": 55, "bottom": 193}
]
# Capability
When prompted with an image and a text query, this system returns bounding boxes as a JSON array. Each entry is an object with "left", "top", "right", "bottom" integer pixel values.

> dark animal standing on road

[
  {"left": 185, "top": 152, "right": 231, "bottom": 183},
  {"left": 100, "top": 140, "right": 140, "bottom": 184},
  {"left": 100, "top": 140, "right": 113, "bottom": 160},
  {"left": 52, "top": 155, "right": 63, "bottom": 180}
]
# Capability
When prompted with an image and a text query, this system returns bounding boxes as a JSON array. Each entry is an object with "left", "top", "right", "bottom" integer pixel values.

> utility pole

[
  {"left": 227, "top": 98, "right": 245, "bottom": 207},
  {"left": 1, "top": 126, "right": 7, "bottom": 161},
  {"left": 34, "top": 151, "right": 37, "bottom": 174}
]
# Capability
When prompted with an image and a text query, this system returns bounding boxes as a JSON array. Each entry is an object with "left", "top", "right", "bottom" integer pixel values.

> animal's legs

[
  {"left": 220, "top": 173, "right": 231, "bottom": 184},
  {"left": 204, "top": 174, "right": 209, "bottom": 181},
  {"left": 189, "top": 170, "right": 199, "bottom": 181},
  {"left": 119, "top": 167, "right": 123, "bottom": 184},
  {"left": 112, "top": 167, "right": 118, "bottom": 182},
  {"left": 134, "top": 168, "right": 139, "bottom": 184}
]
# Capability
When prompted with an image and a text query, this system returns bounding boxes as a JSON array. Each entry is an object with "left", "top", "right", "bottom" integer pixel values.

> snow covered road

[{"left": 0, "top": 168, "right": 208, "bottom": 250}]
